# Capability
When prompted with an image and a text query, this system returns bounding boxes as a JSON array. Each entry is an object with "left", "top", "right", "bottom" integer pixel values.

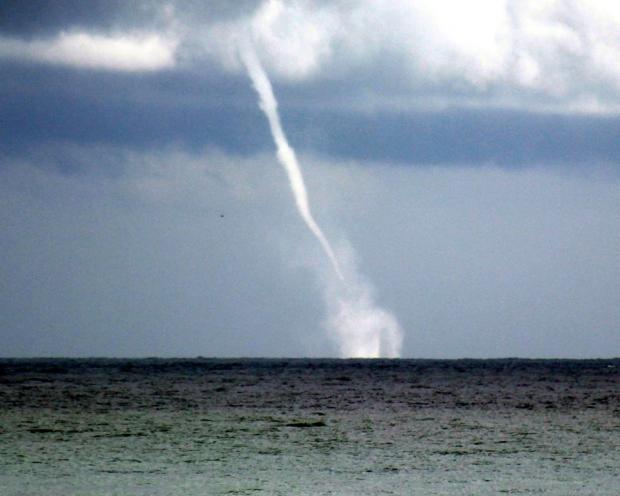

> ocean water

[{"left": 0, "top": 358, "right": 618, "bottom": 495}]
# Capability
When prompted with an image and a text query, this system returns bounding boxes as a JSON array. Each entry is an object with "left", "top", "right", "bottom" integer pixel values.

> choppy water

[{"left": 1, "top": 358, "right": 618, "bottom": 495}]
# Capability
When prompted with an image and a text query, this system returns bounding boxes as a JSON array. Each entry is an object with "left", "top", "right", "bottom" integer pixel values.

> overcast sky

[{"left": 1, "top": 0, "right": 619, "bottom": 358}]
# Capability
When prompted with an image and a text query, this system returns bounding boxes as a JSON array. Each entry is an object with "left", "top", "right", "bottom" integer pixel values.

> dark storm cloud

[
  {"left": 0, "top": 62, "right": 271, "bottom": 168},
  {"left": 0, "top": 0, "right": 149, "bottom": 37},
  {"left": 2, "top": 1, "right": 620, "bottom": 172},
  {"left": 285, "top": 108, "right": 620, "bottom": 168},
  {"left": 0, "top": 0, "right": 262, "bottom": 39},
  {"left": 3, "top": 57, "right": 620, "bottom": 171}
]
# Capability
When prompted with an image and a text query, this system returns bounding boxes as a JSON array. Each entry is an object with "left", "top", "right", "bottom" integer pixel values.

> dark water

[{"left": 1, "top": 358, "right": 619, "bottom": 495}]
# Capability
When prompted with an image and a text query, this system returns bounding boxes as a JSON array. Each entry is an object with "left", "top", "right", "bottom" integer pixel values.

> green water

[
  {"left": 1, "top": 358, "right": 618, "bottom": 495},
  {"left": 2, "top": 408, "right": 618, "bottom": 495}
]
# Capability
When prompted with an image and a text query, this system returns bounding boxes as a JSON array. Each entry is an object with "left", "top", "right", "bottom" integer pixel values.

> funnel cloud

[{"left": 240, "top": 41, "right": 403, "bottom": 358}]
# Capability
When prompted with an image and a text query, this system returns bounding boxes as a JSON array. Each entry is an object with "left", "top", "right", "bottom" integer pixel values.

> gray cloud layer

[{"left": 2, "top": 64, "right": 620, "bottom": 170}]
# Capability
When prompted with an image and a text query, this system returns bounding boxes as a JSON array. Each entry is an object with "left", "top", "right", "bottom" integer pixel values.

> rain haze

[{"left": 1, "top": 0, "right": 619, "bottom": 358}]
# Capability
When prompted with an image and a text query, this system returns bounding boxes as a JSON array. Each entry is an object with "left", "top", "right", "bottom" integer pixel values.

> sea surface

[{"left": 0, "top": 358, "right": 618, "bottom": 495}]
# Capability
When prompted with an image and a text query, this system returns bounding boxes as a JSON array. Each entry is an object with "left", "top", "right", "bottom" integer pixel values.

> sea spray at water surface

[
  {"left": 240, "top": 39, "right": 403, "bottom": 357},
  {"left": 323, "top": 251, "right": 404, "bottom": 358}
]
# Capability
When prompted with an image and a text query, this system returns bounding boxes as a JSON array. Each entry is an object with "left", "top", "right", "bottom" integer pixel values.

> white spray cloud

[
  {"left": 322, "top": 244, "right": 403, "bottom": 358},
  {"left": 0, "top": 31, "right": 177, "bottom": 72},
  {"left": 327, "top": 288, "right": 402, "bottom": 358},
  {"left": 239, "top": 38, "right": 403, "bottom": 357}
]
